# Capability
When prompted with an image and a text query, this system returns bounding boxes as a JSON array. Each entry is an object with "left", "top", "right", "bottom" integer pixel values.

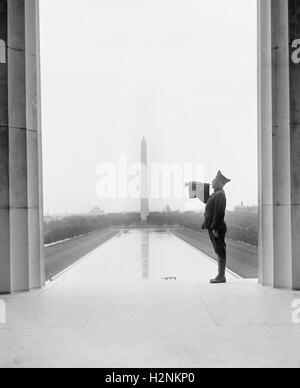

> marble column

[
  {"left": 0, "top": 0, "right": 44, "bottom": 293},
  {"left": 258, "top": 0, "right": 300, "bottom": 289}
]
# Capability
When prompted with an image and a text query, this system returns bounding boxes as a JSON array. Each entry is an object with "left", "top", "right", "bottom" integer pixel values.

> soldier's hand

[
  {"left": 212, "top": 230, "right": 219, "bottom": 238},
  {"left": 185, "top": 182, "right": 190, "bottom": 188}
]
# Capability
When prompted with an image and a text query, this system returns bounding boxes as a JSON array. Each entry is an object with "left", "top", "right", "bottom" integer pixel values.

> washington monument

[{"left": 140, "top": 137, "right": 149, "bottom": 222}]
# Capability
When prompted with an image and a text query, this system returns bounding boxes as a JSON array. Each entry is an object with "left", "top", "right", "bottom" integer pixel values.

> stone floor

[{"left": 0, "top": 230, "right": 300, "bottom": 368}]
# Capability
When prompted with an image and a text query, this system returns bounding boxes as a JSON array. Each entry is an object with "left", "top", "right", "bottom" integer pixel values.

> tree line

[{"left": 44, "top": 210, "right": 258, "bottom": 246}]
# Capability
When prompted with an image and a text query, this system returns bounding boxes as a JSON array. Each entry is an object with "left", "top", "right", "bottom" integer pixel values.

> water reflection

[
  {"left": 140, "top": 230, "right": 150, "bottom": 279},
  {"left": 65, "top": 229, "right": 235, "bottom": 282}
]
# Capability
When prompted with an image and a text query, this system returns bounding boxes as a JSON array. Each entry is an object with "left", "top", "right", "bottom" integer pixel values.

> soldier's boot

[{"left": 210, "top": 257, "right": 226, "bottom": 284}]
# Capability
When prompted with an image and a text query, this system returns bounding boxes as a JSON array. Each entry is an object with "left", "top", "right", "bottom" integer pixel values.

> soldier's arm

[{"left": 211, "top": 193, "right": 226, "bottom": 231}]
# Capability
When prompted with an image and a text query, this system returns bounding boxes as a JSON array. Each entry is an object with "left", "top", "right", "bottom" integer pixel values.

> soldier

[{"left": 202, "top": 171, "right": 231, "bottom": 284}]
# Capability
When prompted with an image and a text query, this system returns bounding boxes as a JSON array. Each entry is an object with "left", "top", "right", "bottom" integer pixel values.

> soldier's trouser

[{"left": 208, "top": 229, "right": 227, "bottom": 277}]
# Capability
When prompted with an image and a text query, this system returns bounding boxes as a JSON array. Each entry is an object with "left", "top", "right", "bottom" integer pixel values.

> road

[
  {"left": 45, "top": 229, "right": 120, "bottom": 280},
  {"left": 171, "top": 228, "right": 258, "bottom": 278}
]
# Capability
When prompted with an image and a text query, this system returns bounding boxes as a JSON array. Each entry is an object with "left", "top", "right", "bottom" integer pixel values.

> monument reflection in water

[{"left": 141, "top": 230, "right": 150, "bottom": 280}]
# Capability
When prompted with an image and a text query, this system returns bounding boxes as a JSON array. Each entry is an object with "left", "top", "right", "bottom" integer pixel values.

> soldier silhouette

[{"left": 202, "top": 171, "right": 231, "bottom": 284}]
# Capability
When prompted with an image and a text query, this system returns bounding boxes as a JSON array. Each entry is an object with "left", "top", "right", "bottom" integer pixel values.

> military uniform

[
  {"left": 203, "top": 171, "right": 231, "bottom": 283},
  {"left": 186, "top": 171, "right": 230, "bottom": 283},
  {"left": 202, "top": 189, "right": 227, "bottom": 269}
]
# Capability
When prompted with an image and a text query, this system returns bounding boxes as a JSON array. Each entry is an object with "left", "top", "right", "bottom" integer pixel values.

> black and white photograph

[{"left": 0, "top": 0, "right": 300, "bottom": 371}]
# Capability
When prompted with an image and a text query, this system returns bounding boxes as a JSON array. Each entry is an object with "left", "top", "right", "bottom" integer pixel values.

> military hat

[{"left": 215, "top": 171, "right": 231, "bottom": 185}]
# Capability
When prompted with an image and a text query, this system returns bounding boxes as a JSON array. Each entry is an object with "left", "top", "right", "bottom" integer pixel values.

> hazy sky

[{"left": 40, "top": 0, "right": 257, "bottom": 214}]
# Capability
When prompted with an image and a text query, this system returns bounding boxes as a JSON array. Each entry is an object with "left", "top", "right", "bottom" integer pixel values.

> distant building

[
  {"left": 89, "top": 207, "right": 105, "bottom": 216},
  {"left": 44, "top": 216, "right": 53, "bottom": 224},
  {"left": 44, "top": 214, "right": 65, "bottom": 223},
  {"left": 163, "top": 205, "right": 172, "bottom": 213}
]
